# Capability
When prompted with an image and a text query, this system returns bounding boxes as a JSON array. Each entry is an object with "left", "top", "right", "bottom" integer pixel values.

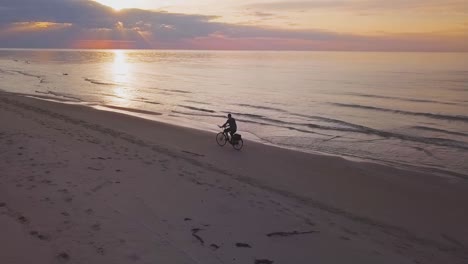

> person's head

[{"left": 228, "top": 113, "right": 232, "bottom": 118}]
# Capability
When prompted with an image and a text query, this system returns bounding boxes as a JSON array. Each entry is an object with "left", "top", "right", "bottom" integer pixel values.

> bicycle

[{"left": 216, "top": 127, "right": 243, "bottom": 150}]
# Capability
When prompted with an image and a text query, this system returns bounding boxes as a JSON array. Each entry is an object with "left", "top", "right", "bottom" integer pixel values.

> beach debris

[
  {"left": 0, "top": 202, "right": 6, "bottom": 207},
  {"left": 17, "top": 215, "right": 29, "bottom": 224},
  {"left": 63, "top": 73, "right": 68, "bottom": 76},
  {"left": 57, "top": 252, "right": 70, "bottom": 261},
  {"left": 235, "top": 242, "right": 252, "bottom": 248},
  {"left": 255, "top": 259, "right": 273, "bottom": 264},
  {"left": 266, "top": 230, "right": 317, "bottom": 237},
  {"left": 184, "top": 218, "right": 192, "bottom": 221},
  {"left": 210, "top": 243, "right": 220, "bottom": 250},
  {"left": 191, "top": 228, "right": 204, "bottom": 245}
]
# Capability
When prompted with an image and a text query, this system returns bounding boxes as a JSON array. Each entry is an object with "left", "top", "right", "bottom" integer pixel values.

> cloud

[
  {"left": 0, "top": 0, "right": 466, "bottom": 51},
  {"left": 0, "top": 0, "right": 224, "bottom": 48},
  {"left": 251, "top": 11, "right": 277, "bottom": 18},
  {"left": 246, "top": 0, "right": 468, "bottom": 14}
]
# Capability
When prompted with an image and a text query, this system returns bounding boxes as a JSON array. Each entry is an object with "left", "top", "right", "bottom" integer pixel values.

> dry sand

[{"left": 1, "top": 92, "right": 467, "bottom": 264}]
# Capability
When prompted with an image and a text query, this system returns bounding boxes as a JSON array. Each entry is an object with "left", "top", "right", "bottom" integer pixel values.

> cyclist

[{"left": 219, "top": 113, "right": 237, "bottom": 141}]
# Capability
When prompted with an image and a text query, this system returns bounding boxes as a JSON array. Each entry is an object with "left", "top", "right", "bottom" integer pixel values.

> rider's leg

[{"left": 224, "top": 128, "right": 231, "bottom": 141}]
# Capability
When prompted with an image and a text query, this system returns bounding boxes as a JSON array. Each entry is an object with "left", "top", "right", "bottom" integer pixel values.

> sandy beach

[{"left": 1, "top": 91, "right": 467, "bottom": 264}]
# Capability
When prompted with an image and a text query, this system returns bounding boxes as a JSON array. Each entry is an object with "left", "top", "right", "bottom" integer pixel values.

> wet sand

[{"left": 1, "top": 92, "right": 467, "bottom": 264}]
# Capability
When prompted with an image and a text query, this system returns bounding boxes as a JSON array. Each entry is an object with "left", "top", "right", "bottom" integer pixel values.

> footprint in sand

[
  {"left": 235, "top": 242, "right": 252, "bottom": 248},
  {"left": 255, "top": 259, "right": 273, "bottom": 264},
  {"left": 17, "top": 215, "right": 29, "bottom": 224},
  {"left": 210, "top": 244, "right": 220, "bottom": 250},
  {"left": 96, "top": 246, "right": 105, "bottom": 255},
  {"left": 30, "top": 231, "right": 50, "bottom": 241},
  {"left": 91, "top": 223, "right": 101, "bottom": 231},
  {"left": 57, "top": 252, "right": 70, "bottom": 262},
  {"left": 127, "top": 253, "right": 140, "bottom": 261},
  {"left": 57, "top": 188, "right": 69, "bottom": 194}
]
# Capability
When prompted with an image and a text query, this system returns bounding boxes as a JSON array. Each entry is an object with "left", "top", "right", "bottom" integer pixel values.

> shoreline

[
  {"left": 9, "top": 91, "right": 468, "bottom": 180},
  {"left": 1, "top": 92, "right": 468, "bottom": 263}
]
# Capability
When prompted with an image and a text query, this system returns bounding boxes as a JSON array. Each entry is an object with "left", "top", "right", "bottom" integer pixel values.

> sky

[{"left": 0, "top": 0, "right": 467, "bottom": 51}]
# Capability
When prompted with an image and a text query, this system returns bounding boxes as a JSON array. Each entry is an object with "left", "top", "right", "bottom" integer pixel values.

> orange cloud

[
  {"left": 1, "top": 22, "right": 72, "bottom": 34},
  {"left": 71, "top": 40, "right": 137, "bottom": 49}
]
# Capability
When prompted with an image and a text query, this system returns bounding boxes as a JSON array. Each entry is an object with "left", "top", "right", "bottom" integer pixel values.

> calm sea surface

[{"left": 1, "top": 49, "right": 467, "bottom": 178}]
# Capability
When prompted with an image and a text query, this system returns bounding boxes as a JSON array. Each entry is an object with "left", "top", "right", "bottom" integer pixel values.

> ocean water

[{"left": 0, "top": 49, "right": 467, "bottom": 178}]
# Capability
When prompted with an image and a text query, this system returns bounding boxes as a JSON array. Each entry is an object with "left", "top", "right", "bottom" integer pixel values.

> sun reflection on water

[{"left": 111, "top": 50, "right": 133, "bottom": 104}]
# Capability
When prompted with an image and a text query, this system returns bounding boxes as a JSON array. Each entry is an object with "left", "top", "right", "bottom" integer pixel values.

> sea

[{"left": 0, "top": 49, "right": 467, "bottom": 178}]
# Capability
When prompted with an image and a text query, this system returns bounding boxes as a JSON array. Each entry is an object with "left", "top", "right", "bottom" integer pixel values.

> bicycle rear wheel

[
  {"left": 232, "top": 139, "right": 243, "bottom": 150},
  {"left": 216, "top": 132, "right": 227, "bottom": 146}
]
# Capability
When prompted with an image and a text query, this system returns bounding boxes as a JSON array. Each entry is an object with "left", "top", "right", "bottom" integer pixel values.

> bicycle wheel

[
  {"left": 232, "top": 139, "right": 243, "bottom": 150},
  {"left": 216, "top": 132, "right": 227, "bottom": 146}
]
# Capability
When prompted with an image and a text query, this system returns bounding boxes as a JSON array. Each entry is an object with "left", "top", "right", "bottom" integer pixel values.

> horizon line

[{"left": 1, "top": 47, "right": 467, "bottom": 53}]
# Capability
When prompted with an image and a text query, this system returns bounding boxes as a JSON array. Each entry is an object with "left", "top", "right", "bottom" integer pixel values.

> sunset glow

[
  {"left": 0, "top": 0, "right": 467, "bottom": 51},
  {"left": 93, "top": 0, "right": 132, "bottom": 10}
]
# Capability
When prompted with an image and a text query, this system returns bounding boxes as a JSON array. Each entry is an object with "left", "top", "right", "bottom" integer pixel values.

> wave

[
  {"left": 235, "top": 112, "right": 363, "bottom": 135},
  {"left": 132, "top": 97, "right": 161, "bottom": 105},
  {"left": 343, "top": 92, "right": 459, "bottom": 106},
  {"left": 84, "top": 78, "right": 117, "bottom": 86},
  {"left": 332, "top": 103, "right": 468, "bottom": 123},
  {"left": 178, "top": 105, "right": 216, "bottom": 113},
  {"left": 171, "top": 110, "right": 224, "bottom": 118},
  {"left": 291, "top": 113, "right": 372, "bottom": 131},
  {"left": 411, "top": 126, "right": 468, "bottom": 137},
  {"left": 95, "top": 93, "right": 161, "bottom": 105},
  {"left": 233, "top": 112, "right": 265, "bottom": 119},
  {"left": 306, "top": 122, "right": 468, "bottom": 150},
  {"left": 35, "top": 90, "right": 82, "bottom": 102},
  {"left": 234, "top": 111, "right": 372, "bottom": 133},
  {"left": 10, "top": 70, "right": 42, "bottom": 79},
  {"left": 234, "top": 111, "right": 468, "bottom": 150},
  {"left": 162, "top": 89, "right": 191, "bottom": 94},
  {"left": 100, "top": 105, "right": 162, "bottom": 116},
  {"left": 140, "top": 100, "right": 161, "bottom": 105},
  {"left": 236, "top": 103, "right": 287, "bottom": 112},
  {"left": 184, "top": 100, "right": 211, "bottom": 105}
]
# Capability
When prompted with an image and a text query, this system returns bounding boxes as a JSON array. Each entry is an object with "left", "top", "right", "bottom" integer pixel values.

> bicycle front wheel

[
  {"left": 232, "top": 139, "right": 243, "bottom": 150},
  {"left": 216, "top": 132, "right": 227, "bottom": 146}
]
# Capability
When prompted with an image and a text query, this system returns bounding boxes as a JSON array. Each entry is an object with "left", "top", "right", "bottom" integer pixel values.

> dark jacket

[{"left": 223, "top": 117, "right": 237, "bottom": 130}]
